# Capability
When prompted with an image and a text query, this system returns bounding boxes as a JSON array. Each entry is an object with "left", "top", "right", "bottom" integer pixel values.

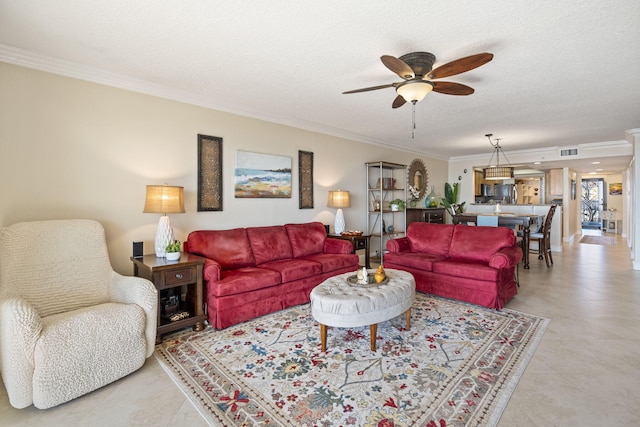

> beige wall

[{"left": 0, "top": 63, "right": 448, "bottom": 274}]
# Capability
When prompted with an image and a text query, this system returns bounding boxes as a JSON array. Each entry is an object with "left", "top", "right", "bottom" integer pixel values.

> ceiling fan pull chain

[{"left": 411, "top": 101, "right": 417, "bottom": 139}]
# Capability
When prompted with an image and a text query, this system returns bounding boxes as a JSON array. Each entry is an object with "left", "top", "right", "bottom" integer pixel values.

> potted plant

[
  {"left": 165, "top": 240, "right": 181, "bottom": 261},
  {"left": 440, "top": 182, "right": 466, "bottom": 216},
  {"left": 407, "top": 185, "right": 420, "bottom": 208},
  {"left": 390, "top": 199, "right": 406, "bottom": 211}
]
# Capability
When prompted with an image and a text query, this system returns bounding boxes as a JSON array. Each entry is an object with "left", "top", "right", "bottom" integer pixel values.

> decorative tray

[
  {"left": 346, "top": 274, "right": 388, "bottom": 287},
  {"left": 340, "top": 230, "right": 363, "bottom": 236}
]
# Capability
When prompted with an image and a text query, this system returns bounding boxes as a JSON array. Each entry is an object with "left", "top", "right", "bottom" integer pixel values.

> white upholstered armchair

[{"left": 0, "top": 219, "right": 157, "bottom": 409}]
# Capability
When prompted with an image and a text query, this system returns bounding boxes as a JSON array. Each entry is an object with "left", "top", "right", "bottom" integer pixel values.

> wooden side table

[
  {"left": 131, "top": 253, "right": 207, "bottom": 344},
  {"left": 328, "top": 234, "right": 371, "bottom": 268}
]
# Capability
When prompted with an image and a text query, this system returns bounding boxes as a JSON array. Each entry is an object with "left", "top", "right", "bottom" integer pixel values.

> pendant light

[{"left": 483, "top": 134, "right": 514, "bottom": 180}]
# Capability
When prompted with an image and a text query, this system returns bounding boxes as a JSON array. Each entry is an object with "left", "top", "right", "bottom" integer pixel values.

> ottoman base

[{"left": 319, "top": 308, "right": 412, "bottom": 351}]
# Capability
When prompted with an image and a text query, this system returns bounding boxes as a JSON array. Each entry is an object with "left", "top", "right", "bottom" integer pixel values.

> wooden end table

[
  {"left": 328, "top": 233, "right": 371, "bottom": 268},
  {"left": 131, "top": 253, "right": 207, "bottom": 344}
]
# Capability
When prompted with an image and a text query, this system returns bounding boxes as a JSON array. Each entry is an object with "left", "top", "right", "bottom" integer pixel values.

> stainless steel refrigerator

[{"left": 493, "top": 184, "right": 517, "bottom": 204}]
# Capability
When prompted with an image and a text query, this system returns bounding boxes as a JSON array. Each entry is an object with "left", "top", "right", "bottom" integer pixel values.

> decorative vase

[
  {"left": 409, "top": 200, "right": 417, "bottom": 208},
  {"left": 426, "top": 185, "right": 438, "bottom": 208}
]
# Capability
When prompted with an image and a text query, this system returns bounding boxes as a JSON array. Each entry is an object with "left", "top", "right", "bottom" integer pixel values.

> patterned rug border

[{"left": 155, "top": 295, "right": 549, "bottom": 427}]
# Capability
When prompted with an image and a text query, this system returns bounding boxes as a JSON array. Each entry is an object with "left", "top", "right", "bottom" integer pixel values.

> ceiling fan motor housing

[{"left": 399, "top": 52, "right": 436, "bottom": 78}]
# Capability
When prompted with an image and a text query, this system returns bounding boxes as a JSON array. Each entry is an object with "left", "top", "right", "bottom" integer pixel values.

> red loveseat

[
  {"left": 384, "top": 222, "right": 522, "bottom": 309},
  {"left": 184, "top": 222, "right": 359, "bottom": 329}
]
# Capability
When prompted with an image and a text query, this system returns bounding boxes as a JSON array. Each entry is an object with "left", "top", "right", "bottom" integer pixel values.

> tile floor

[{"left": 1, "top": 230, "right": 639, "bottom": 426}]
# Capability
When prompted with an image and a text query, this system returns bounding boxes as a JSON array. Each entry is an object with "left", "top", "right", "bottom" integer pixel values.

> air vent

[{"left": 560, "top": 148, "right": 579, "bottom": 157}]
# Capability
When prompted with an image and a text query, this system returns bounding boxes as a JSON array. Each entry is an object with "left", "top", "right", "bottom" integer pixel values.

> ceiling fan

[{"left": 343, "top": 51, "right": 493, "bottom": 108}]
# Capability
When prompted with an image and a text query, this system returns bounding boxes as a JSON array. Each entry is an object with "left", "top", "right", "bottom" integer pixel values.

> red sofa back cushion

[
  {"left": 246, "top": 225, "right": 293, "bottom": 265},
  {"left": 186, "top": 228, "right": 256, "bottom": 269},
  {"left": 407, "top": 222, "right": 455, "bottom": 256},
  {"left": 448, "top": 224, "right": 516, "bottom": 263},
  {"left": 285, "top": 222, "right": 326, "bottom": 257}
]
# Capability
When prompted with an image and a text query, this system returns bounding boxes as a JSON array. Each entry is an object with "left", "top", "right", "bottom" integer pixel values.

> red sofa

[
  {"left": 384, "top": 222, "right": 522, "bottom": 309},
  {"left": 184, "top": 222, "right": 359, "bottom": 329}
]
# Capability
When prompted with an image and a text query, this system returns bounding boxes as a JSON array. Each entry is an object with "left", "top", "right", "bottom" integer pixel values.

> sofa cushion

[
  {"left": 186, "top": 229, "right": 255, "bottom": 269},
  {"left": 285, "top": 222, "right": 326, "bottom": 258},
  {"left": 259, "top": 258, "right": 322, "bottom": 282},
  {"left": 300, "top": 253, "right": 359, "bottom": 273},
  {"left": 211, "top": 267, "right": 282, "bottom": 297},
  {"left": 383, "top": 252, "right": 445, "bottom": 272},
  {"left": 407, "top": 223, "right": 455, "bottom": 256},
  {"left": 448, "top": 225, "right": 516, "bottom": 263},
  {"left": 246, "top": 226, "right": 293, "bottom": 265},
  {"left": 432, "top": 259, "right": 500, "bottom": 281}
]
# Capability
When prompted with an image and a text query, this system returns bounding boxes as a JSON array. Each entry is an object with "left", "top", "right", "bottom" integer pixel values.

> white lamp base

[
  {"left": 334, "top": 208, "right": 346, "bottom": 235},
  {"left": 155, "top": 215, "right": 174, "bottom": 257}
]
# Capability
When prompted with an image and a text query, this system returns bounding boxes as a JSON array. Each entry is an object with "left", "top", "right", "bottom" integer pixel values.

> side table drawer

[
  {"left": 354, "top": 239, "right": 367, "bottom": 250},
  {"left": 162, "top": 267, "right": 195, "bottom": 287}
]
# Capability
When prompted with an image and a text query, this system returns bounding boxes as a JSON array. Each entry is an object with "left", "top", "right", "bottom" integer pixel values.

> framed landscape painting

[
  {"left": 234, "top": 150, "right": 292, "bottom": 198},
  {"left": 609, "top": 182, "right": 622, "bottom": 195}
]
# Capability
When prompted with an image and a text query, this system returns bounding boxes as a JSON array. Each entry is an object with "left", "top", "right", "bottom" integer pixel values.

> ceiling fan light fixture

[{"left": 396, "top": 81, "right": 433, "bottom": 103}]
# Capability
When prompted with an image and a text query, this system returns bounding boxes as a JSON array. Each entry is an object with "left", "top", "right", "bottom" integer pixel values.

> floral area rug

[{"left": 155, "top": 294, "right": 548, "bottom": 427}]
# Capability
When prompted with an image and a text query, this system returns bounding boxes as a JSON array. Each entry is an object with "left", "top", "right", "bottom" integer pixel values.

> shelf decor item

[
  {"left": 425, "top": 185, "right": 438, "bottom": 208},
  {"left": 143, "top": 184, "right": 185, "bottom": 257},
  {"left": 327, "top": 190, "right": 351, "bottom": 234},
  {"left": 390, "top": 199, "right": 406, "bottom": 211}
]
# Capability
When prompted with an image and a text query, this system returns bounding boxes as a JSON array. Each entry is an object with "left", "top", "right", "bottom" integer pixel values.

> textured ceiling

[{"left": 1, "top": 0, "right": 638, "bottom": 173}]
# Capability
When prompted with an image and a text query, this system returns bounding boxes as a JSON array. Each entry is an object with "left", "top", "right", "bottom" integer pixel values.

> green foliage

[
  {"left": 440, "top": 182, "right": 465, "bottom": 215},
  {"left": 390, "top": 199, "right": 406, "bottom": 210},
  {"left": 165, "top": 240, "right": 181, "bottom": 253}
]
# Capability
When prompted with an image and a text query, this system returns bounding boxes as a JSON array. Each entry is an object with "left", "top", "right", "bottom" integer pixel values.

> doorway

[{"left": 581, "top": 178, "right": 606, "bottom": 229}]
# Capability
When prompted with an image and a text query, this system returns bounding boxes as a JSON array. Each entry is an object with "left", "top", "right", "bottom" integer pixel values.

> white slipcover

[{"left": 0, "top": 219, "right": 157, "bottom": 409}]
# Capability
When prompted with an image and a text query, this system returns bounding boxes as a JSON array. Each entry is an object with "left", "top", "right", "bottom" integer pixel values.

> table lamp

[
  {"left": 143, "top": 184, "right": 185, "bottom": 257},
  {"left": 327, "top": 190, "right": 350, "bottom": 234}
]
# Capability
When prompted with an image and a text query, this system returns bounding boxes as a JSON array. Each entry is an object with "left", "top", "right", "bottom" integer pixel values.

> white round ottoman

[{"left": 310, "top": 269, "right": 416, "bottom": 351}]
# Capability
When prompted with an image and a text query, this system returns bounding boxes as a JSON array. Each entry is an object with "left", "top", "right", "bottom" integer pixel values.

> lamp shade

[
  {"left": 143, "top": 185, "right": 185, "bottom": 214},
  {"left": 483, "top": 166, "right": 514, "bottom": 180},
  {"left": 396, "top": 81, "right": 434, "bottom": 103},
  {"left": 327, "top": 190, "right": 350, "bottom": 208}
]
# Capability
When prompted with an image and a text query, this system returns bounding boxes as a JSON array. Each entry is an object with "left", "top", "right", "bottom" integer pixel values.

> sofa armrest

[
  {"left": 0, "top": 295, "right": 43, "bottom": 409},
  {"left": 324, "top": 238, "right": 354, "bottom": 254},
  {"left": 387, "top": 237, "right": 411, "bottom": 253},
  {"left": 203, "top": 258, "right": 223, "bottom": 282},
  {"left": 489, "top": 246, "right": 523, "bottom": 269}
]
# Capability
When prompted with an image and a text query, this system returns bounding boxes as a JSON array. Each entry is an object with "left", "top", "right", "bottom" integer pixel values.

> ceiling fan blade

[
  {"left": 381, "top": 55, "right": 415, "bottom": 79},
  {"left": 392, "top": 95, "right": 407, "bottom": 109},
  {"left": 342, "top": 83, "right": 395, "bottom": 94},
  {"left": 428, "top": 53, "right": 493, "bottom": 79},
  {"left": 431, "top": 81, "right": 475, "bottom": 95}
]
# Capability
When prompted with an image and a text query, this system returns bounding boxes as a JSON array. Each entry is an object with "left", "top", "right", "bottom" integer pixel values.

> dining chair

[
  {"left": 477, "top": 215, "right": 499, "bottom": 227},
  {"left": 528, "top": 205, "right": 557, "bottom": 268}
]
